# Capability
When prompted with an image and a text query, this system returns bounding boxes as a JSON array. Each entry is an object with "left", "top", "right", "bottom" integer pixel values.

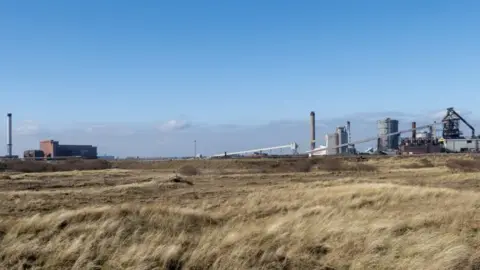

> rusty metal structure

[
  {"left": 442, "top": 107, "right": 475, "bottom": 139},
  {"left": 439, "top": 108, "right": 479, "bottom": 152},
  {"left": 398, "top": 121, "right": 442, "bottom": 155}
]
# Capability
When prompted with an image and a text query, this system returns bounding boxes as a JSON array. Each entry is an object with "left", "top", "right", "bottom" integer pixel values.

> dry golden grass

[
  {"left": 177, "top": 165, "right": 199, "bottom": 176},
  {"left": 0, "top": 159, "right": 111, "bottom": 173},
  {"left": 446, "top": 159, "right": 480, "bottom": 173},
  {"left": 400, "top": 158, "right": 435, "bottom": 169},
  {"left": 0, "top": 156, "right": 479, "bottom": 269}
]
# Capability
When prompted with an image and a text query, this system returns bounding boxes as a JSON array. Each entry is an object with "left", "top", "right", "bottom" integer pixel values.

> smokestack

[
  {"left": 310, "top": 111, "right": 316, "bottom": 151},
  {"left": 346, "top": 121, "right": 351, "bottom": 150},
  {"left": 7, "top": 113, "right": 12, "bottom": 157},
  {"left": 412, "top": 122, "right": 416, "bottom": 139}
]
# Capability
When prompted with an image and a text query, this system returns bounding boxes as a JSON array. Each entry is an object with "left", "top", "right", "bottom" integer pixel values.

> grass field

[{"left": 0, "top": 156, "right": 479, "bottom": 269}]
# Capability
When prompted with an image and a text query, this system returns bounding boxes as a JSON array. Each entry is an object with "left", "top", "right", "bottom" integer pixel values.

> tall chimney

[
  {"left": 346, "top": 121, "right": 351, "bottom": 151},
  {"left": 412, "top": 122, "right": 416, "bottom": 139},
  {"left": 7, "top": 113, "right": 12, "bottom": 157},
  {"left": 310, "top": 111, "right": 315, "bottom": 151}
]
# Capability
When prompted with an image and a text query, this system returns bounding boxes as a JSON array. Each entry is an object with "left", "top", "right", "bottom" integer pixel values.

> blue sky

[{"left": 1, "top": 0, "right": 479, "bottom": 156}]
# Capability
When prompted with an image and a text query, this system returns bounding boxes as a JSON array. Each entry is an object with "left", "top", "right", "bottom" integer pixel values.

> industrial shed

[
  {"left": 441, "top": 139, "right": 480, "bottom": 153},
  {"left": 40, "top": 140, "right": 98, "bottom": 159}
]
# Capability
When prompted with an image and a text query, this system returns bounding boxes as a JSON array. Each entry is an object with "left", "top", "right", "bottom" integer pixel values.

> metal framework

[
  {"left": 442, "top": 107, "right": 475, "bottom": 139},
  {"left": 210, "top": 143, "right": 299, "bottom": 157},
  {"left": 306, "top": 123, "right": 438, "bottom": 154}
]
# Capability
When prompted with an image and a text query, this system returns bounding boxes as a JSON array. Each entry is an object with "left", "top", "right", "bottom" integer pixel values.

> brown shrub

[
  {"left": 177, "top": 165, "right": 198, "bottom": 176},
  {"left": 55, "top": 159, "right": 112, "bottom": 171},
  {"left": 292, "top": 160, "right": 313, "bottom": 172},
  {"left": 470, "top": 251, "right": 480, "bottom": 270},
  {"left": 317, "top": 159, "right": 344, "bottom": 171},
  {"left": 417, "top": 158, "right": 435, "bottom": 167},
  {"left": 248, "top": 168, "right": 268, "bottom": 174},
  {"left": 348, "top": 163, "right": 377, "bottom": 172},
  {"left": 4, "top": 160, "right": 54, "bottom": 173},
  {"left": 169, "top": 175, "right": 194, "bottom": 185},
  {"left": 445, "top": 159, "right": 480, "bottom": 172},
  {"left": 112, "top": 160, "right": 164, "bottom": 170},
  {"left": 214, "top": 168, "right": 231, "bottom": 175},
  {"left": 401, "top": 158, "right": 435, "bottom": 169},
  {"left": 0, "top": 162, "right": 8, "bottom": 172},
  {"left": 316, "top": 159, "right": 376, "bottom": 172},
  {"left": 0, "top": 159, "right": 111, "bottom": 173}
]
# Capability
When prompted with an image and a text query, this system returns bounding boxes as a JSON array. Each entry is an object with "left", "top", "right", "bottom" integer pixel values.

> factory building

[
  {"left": 377, "top": 118, "right": 399, "bottom": 151},
  {"left": 400, "top": 143, "right": 442, "bottom": 155},
  {"left": 438, "top": 108, "right": 479, "bottom": 152},
  {"left": 398, "top": 122, "right": 442, "bottom": 155},
  {"left": 23, "top": 150, "right": 45, "bottom": 160},
  {"left": 325, "top": 133, "right": 339, "bottom": 155},
  {"left": 40, "top": 140, "right": 97, "bottom": 159},
  {"left": 336, "top": 126, "right": 348, "bottom": 154},
  {"left": 440, "top": 138, "right": 480, "bottom": 153},
  {"left": 98, "top": 155, "right": 116, "bottom": 160}
]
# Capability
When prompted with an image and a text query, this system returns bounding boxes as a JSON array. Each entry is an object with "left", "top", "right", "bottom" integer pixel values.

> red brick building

[{"left": 40, "top": 140, "right": 97, "bottom": 159}]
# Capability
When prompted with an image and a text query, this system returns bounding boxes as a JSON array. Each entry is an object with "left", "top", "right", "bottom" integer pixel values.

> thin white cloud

[
  {"left": 84, "top": 124, "right": 137, "bottom": 136},
  {"left": 85, "top": 124, "right": 108, "bottom": 133},
  {"left": 339, "top": 111, "right": 417, "bottom": 122},
  {"left": 14, "top": 120, "right": 41, "bottom": 135},
  {"left": 157, "top": 120, "right": 191, "bottom": 132}
]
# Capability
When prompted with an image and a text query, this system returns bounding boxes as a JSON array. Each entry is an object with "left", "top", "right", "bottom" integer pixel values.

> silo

[
  {"left": 377, "top": 118, "right": 399, "bottom": 150},
  {"left": 336, "top": 126, "right": 348, "bottom": 154},
  {"left": 325, "top": 133, "right": 339, "bottom": 155}
]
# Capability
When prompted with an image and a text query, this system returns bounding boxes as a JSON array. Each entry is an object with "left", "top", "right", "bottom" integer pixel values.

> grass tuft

[
  {"left": 445, "top": 159, "right": 480, "bottom": 172},
  {"left": 177, "top": 165, "right": 199, "bottom": 176}
]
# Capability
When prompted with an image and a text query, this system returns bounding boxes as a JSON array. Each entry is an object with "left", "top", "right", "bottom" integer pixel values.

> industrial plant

[
  {"left": 3, "top": 107, "right": 480, "bottom": 160},
  {"left": 307, "top": 107, "right": 478, "bottom": 156},
  {"left": 24, "top": 140, "right": 98, "bottom": 160},
  {"left": 2, "top": 113, "right": 98, "bottom": 160},
  {"left": 211, "top": 107, "right": 479, "bottom": 158}
]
